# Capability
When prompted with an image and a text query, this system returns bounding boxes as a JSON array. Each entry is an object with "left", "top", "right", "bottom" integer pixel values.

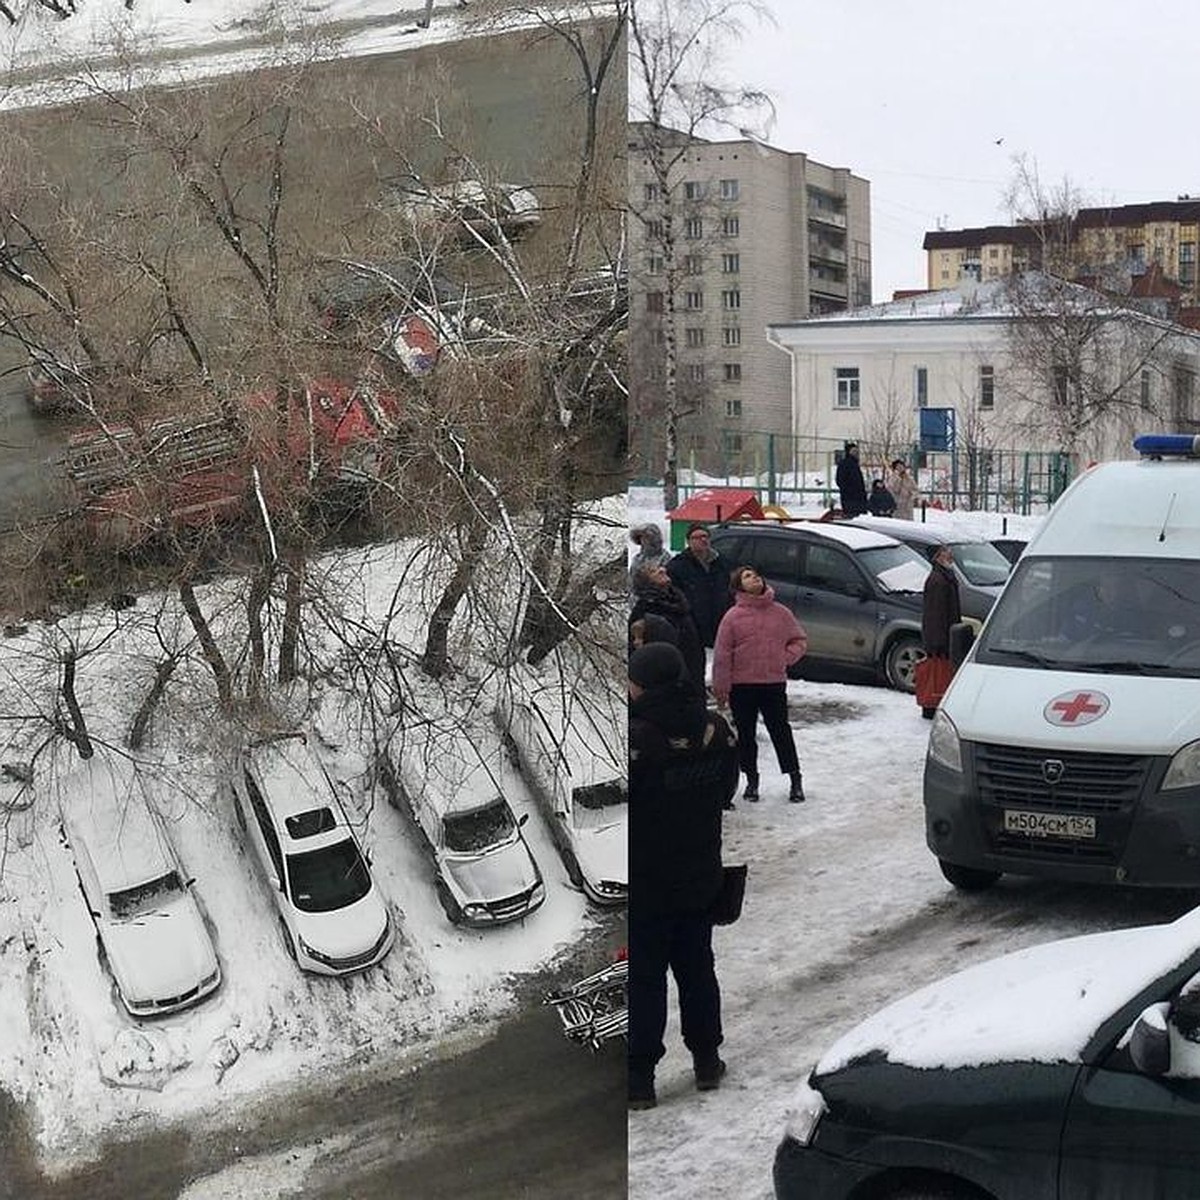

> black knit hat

[{"left": 628, "top": 642, "right": 685, "bottom": 689}]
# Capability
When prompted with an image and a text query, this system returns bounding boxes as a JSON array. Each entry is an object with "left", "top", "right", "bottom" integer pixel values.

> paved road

[{"left": 0, "top": 966, "right": 626, "bottom": 1199}]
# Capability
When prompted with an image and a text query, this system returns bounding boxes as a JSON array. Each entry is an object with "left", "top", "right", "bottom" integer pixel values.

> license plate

[{"left": 1004, "top": 809, "right": 1096, "bottom": 840}]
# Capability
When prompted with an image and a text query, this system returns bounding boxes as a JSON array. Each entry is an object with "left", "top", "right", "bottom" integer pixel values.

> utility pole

[{"left": 417, "top": 0, "right": 434, "bottom": 27}]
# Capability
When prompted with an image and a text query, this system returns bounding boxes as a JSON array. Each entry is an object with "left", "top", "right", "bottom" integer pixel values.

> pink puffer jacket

[{"left": 711, "top": 586, "right": 808, "bottom": 703}]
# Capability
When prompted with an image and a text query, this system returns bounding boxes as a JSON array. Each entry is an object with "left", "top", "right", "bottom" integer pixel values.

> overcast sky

[{"left": 722, "top": 0, "right": 1200, "bottom": 303}]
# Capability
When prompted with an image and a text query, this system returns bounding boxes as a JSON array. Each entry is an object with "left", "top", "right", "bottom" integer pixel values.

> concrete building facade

[{"left": 629, "top": 125, "right": 870, "bottom": 472}]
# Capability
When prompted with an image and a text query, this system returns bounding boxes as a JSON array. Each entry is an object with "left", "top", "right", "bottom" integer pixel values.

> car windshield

[
  {"left": 976, "top": 556, "right": 1200, "bottom": 676},
  {"left": 572, "top": 780, "right": 627, "bottom": 829},
  {"left": 286, "top": 838, "right": 372, "bottom": 912},
  {"left": 951, "top": 540, "right": 1013, "bottom": 587},
  {"left": 109, "top": 870, "right": 183, "bottom": 920},
  {"left": 857, "top": 543, "right": 930, "bottom": 593},
  {"left": 443, "top": 797, "right": 515, "bottom": 853}
]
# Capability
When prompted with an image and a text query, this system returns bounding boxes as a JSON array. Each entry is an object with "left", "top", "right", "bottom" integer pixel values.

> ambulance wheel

[{"left": 939, "top": 859, "right": 1001, "bottom": 892}]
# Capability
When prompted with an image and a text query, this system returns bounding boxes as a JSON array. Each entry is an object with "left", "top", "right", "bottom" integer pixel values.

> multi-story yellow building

[{"left": 924, "top": 200, "right": 1200, "bottom": 303}]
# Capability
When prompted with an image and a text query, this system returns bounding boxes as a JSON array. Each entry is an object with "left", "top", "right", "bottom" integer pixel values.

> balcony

[
  {"left": 809, "top": 240, "right": 847, "bottom": 265},
  {"left": 808, "top": 208, "right": 847, "bottom": 229}
]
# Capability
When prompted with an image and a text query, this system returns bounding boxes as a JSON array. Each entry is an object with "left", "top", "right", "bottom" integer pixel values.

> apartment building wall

[
  {"left": 925, "top": 202, "right": 1200, "bottom": 301},
  {"left": 629, "top": 128, "right": 870, "bottom": 473}
]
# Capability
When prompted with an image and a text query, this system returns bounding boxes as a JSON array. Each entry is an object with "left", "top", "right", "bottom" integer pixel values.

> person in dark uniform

[
  {"left": 628, "top": 642, "right": 739, "bottom": 1111},
  {"left": 835, "top": 442, "right": 868, "bottom": 517}
]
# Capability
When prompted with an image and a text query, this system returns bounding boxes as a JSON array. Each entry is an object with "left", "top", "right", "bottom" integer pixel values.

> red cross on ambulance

[{"left": 1042, "top": 690, "right": 1110, "bottom": 726}]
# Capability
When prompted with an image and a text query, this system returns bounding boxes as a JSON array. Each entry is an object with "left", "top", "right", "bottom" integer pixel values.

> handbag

[{"left": 709, "top": 863, "right": 748, "bottom": 926}]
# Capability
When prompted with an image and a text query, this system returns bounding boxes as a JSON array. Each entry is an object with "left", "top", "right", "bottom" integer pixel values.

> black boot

[
  {"left": 629, "top": 1069, "right": 657, "bottom": 1110},
  {"left": 788, "top": 771, "right": 805, "bottom": 803},
  {"left": 742, "top": 773, "right": 759, "bottom": 802},
  {"left": 693, "top": 1052, "right": 727, "bottom": 1092}
]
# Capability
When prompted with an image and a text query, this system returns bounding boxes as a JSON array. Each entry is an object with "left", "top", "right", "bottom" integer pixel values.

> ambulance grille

[{"left": 974, "top": 744, "right": 1149, "bottom": 814}]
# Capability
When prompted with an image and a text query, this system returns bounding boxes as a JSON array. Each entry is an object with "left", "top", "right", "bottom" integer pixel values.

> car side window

[
  {"left": 744, "top": 537, "right": 801, "bottom": 585},
  {"left": 805, "top": 545, "right": 866, "bottom": 596},
  {"left": 244, "top": 770, "right": 285, "bottom": 880}
]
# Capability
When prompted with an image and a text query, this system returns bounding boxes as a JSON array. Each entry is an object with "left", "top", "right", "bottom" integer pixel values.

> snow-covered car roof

[
  {"left": 242, "top": 738, "right": 352, "bottom": 845},
  {"left": 394, "top": 717, "right": 515, "bottom": 818},
  {"left": 718, "top": 519, "right": 911, "bottom": 553}
]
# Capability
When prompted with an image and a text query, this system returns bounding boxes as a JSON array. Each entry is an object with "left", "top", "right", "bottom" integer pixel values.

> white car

[
  {"left": 230, "top": 736, "right": 394, "bottom": 976},
  {"left": 64, "top": 760, "right": 221, "bottom": 1018},
  {"left": 497, "top": 686, "right": 627, "bottom": 907},
  {"left": 379, "top": 718, "right": 545, "bottom": 927},
  {"left": 392, "top": 178, "right": 541, "bottom": 239}
]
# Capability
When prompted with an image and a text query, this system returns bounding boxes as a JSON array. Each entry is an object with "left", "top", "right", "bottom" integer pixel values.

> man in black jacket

[
  {"left": 835, "top": 441, "right": 868, "bottom": 517},
  {"left": 628, "top": 642, "right": 739, "bottom": 1111},
  {"left": 665, "top": 523, "right": 732, "bottom": 648}
]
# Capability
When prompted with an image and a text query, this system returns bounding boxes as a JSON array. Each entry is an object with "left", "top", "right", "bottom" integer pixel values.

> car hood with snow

[
  {"left": 291, "top": 887, "right": 391, "bottom": 962},
  {"left": 102, "top": 891, "right": 220, "bottom": 1013},
  {"left": 442, "top": 837, "right": 540, "bottom": 904},
  {"left": 571, "top": 816, "right": 627, "bottom": 903},
  {"left": 815, "top": 908, "right": 1200, "bottom": 1076}
]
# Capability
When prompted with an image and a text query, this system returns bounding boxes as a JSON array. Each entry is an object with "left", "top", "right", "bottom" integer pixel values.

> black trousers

[
  {"left": 729, "top": 682, "right": 800, "bottom": 777},
  {"left": 628, "top": 909, "right": 722, "bottom": 1077}
]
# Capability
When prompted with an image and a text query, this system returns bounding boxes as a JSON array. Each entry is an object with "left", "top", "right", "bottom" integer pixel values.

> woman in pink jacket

[{"left": 712, "top": 566, "right": 808, "bottom": 803}]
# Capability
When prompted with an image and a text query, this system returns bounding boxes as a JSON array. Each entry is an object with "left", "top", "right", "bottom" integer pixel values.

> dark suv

[{"left": 708, "top": 521, "right": 929, "bottom": 691}]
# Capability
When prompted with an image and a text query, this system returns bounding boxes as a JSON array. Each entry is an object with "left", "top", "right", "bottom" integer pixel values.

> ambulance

[{"left": 924, "top": 434, "right": 1200, "bottom": 891}]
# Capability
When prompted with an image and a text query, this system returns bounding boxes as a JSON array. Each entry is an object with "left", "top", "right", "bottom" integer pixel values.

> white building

[{"left": 766, "top": 276, "right": 1200, "bottom": 470}]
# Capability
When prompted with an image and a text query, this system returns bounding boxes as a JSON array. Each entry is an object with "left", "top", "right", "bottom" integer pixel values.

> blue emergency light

[{"left": 1133, "top": 433, "right": 1200, "bottom": 458}]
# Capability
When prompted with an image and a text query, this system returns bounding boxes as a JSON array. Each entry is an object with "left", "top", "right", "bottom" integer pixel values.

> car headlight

[
  {"left": 297, "top": 935, "right": 336, "bottom": 967},
  {"left": 782, "top": 1077, "right": 826, "bottom": 1146},
  {"left": 462, "top": 903, "right": 488, "bottom": 918},
  {"left": 1163, "top": 740, "right": 1200, "bottom": 790},
  {"left": 927, "top": 710, "right": 963, "bottom": 774}
]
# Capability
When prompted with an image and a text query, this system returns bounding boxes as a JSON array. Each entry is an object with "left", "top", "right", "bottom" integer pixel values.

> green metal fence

[{"left": 663, "top": 431, "right": 1076, "bottom": 515}]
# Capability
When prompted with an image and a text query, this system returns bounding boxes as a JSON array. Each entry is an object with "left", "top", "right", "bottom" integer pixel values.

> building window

[
  {"left": 1173, "top": 366, "right": 1195, "bottom": 424},
  {"left": 719, "top": 178, "right": 740, "bottom": 201},
  {"left": 646, "top": 255, "right": 663, "bottom": 275},
  {"left": 685, "top": 327, "right": 705, "bottom": 348},
  {"left": 1052, "top": 365, "right": 1070, "bottom": 406},
  {"left": 723, "top": 432, "right": 743, "bottom": 455},
  {"left": 684, "top": 290, "right": 704, "bottom": 310},
  {"left": 643, "top": 183, "right": 659, "bottom": 203},
  {"left": 646, "top": 291, "right": 664, "bottom": 314},
  {"left": 722, "top": 326, "right": 741, "bottom": 347},
  {"left": 646, "top": 219, "right": 663, "bottom": 240},
  {"left": 979, "top": 365, "right": 995, "bottom": 410},
  {"left": 721, "top": 253, "right": 740, "bottom": 273},
  {"left": 687, "top": 363, "right": 706, "bottom": 383},
  {"left": 1141, "top": 368, "right": 1154, "bottom": 410},
  {"left": 684, "top": 216, "right": 704, "bottom": 240},
  {"left": 721, "top": 289, "right": 741, "bottom": 310},
  {"left": 835, "top": 367, "right": 860, "bottom": 409},
  {"left": 989, "top": 247, "right": 999, "bottom": 259},
  {"left": 914, "top": 366, "right": 928, "bottom": 408},
  {"left": 724, "top": 363, "right": 742, "bottom": 383},
  {"left": 725, "top": 397, "right": 742, "bottom": 418},
  {"left": 684, "top": 181, "right": 704, "bottom": 201},
  {"left": 721, "top": 214, "right": 740, "bottom": 237},
  {"left": 684, "top": 254, "right": 704, "bottom": 275},
  {"left": 1182, "top": 242, "right": 1196, "bottom": 286}
]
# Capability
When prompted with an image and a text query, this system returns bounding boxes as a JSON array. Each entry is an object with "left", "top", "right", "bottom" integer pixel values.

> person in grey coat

[{"left": 629, "top": 524, "right": 671, "bottom": 588}]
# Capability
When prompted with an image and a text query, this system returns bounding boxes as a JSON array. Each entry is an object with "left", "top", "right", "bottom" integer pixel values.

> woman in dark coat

[
  {"left": 922, "top": 544, "right": 962, "bottom": 658},
  {"left": 630, "top": 563, "right": 707, "bottom": 693}
]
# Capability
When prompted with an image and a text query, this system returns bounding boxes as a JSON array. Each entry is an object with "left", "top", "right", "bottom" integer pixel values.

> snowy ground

[
  {"left": 0, "top": 0, "right": 524, "bottom": 111},
  {"left": 0, "top": 498, "right": 623, "bottom": 1177},
  {"left": 626, "top": 485, "right": 1199, "bottom": 1198}
]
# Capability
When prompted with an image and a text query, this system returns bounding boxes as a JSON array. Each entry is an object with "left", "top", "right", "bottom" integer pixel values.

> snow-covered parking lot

[{"left": 0, "top": 507, "right": 624, "bottom": 1176}]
